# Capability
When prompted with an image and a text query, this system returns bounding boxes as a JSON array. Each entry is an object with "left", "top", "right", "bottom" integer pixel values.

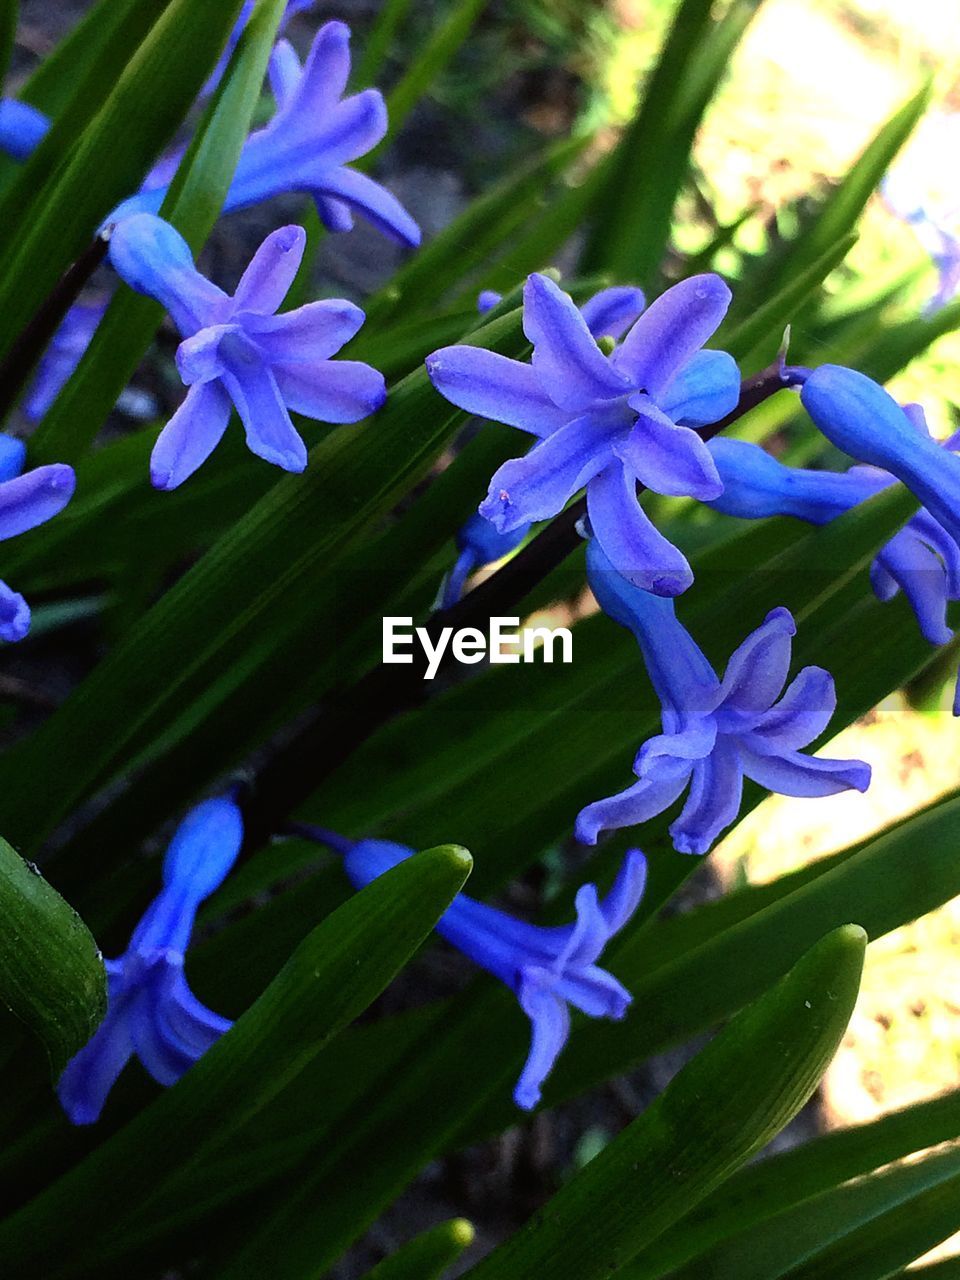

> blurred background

[{"left": 11, "top": 0, "right": 960, "bottom": 1270}]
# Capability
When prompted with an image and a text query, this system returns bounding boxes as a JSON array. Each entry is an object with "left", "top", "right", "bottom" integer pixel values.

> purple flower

[
  {"left": 0, "top": 439, "right": 76, "bottom": 641},
  {"left": 108, "top": 213, "right": 386, "bottom": 489},
  {"left": 339, "top": 834, "right": 646, "bottom": 1110},
  {"left": 111, "top": 22, "right": 420, "bottom": 249},
  {"left": 441, "top": 512, "right": 529, "bottom": 609},
  {"left": 801, "top": 366, "right": 960, "bottom": 556},
  {"left": 23, "top": 299, "right": 110, "bottom": 423},
  {"left": 57, "top": 795, "right": 243, "bottom": 1125},
  {"left": 440, "top": 283, "right": 650, "bottom": 608},
  {"left": 0, "top": 97, "right": 49, "bottom": 160},
  {"left": 576, "top": 540, "right": 870, "bottom": 854},
  {"left": 427, "top": 273, "right": 740, "bottom": 596},
  {"left": 708, "top": 432, "right": 960, "bottom": 648}
]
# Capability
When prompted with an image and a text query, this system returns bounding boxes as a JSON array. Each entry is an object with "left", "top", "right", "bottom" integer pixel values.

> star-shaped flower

[
  {"left": 111, "top": 22, "right": 420, "bottom": 249},
  {"left": 337, "top": 833, "right": 647, "bottom": 1110},
  {"left": 57, "top": 795, "right": 243, "bottom": 1125},
  {"left": 108, "top": 213, "right": 386, "bottom": 489},
  {"left": 576, "top": 541, "right": 870, "bottom": 854},
  {"left": 427, "top": 272, "right": 740, "bottom": 595}
]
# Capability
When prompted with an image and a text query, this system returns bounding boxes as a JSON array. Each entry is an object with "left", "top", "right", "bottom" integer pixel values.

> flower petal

[
  {"left": 747, "top": 665, "right": 837, "bottom": 751},
  {"left": 150, "top": 381, "right": 232, "bottom": 491},
  {"left": 480, "top": 409, "right": 622, "bottom": 531},
  {"left": 874, "top": 529, "right": 953, "bottom": 646},
  {"left": 575, "top": 760, "right": 691, "bottom": 844},
  {"left": 523, "top": 273, "right": 631, "bottom": 411},
  {"left": 162, "top": 795, "right": 245, "bottom": 900},
  {"left": 310, "top": 166, "right": 421, "bottom": 247},
  {"left": 107, "top": 214, "right": 228, "bottom": 336},
  {"left": 278, "top": 20, "right": 352, "bottom": 118},
  {"left": 558, "top": 884, "right": 610, "bottom": 969},
  {"left": 233, "top": 225, "right": 306, "bottom": 314},
  {"left": 670, "top": 738, "right": 744, "bottom": 855},
  {"left": 614, "top": 274, "right": 732, "bottom": 398},
  {"left": 0, "top": 581, "right": 30, "bottom": 642},
  {"left": 267, "top": 39, "right": 303, "bottom": 110},
  {"left": 597, "top": 849, "right": 648, "bottom": 936},
  {"left": 585, "top": 462, "right": 693, "bottom": 596},
  {"left": 739, "top": 745, "right": 872, "bottom": 797},
  {"left": 585, "top": 538, "right": 716, "bottom": 707},
  {"left": 0, "top": 436, "right": 26, "bottom": 483},
  {"left": 802, "top": 365, "right": 960, "bottom": 549},
  {"left": 243, "top": 299, "right": 366, "bottom": 363},
  {"left": 658, "top": 348, "right": 740, "bottom": 426},
  {"left": 56, "top": 1003, "right": 134, "bottom": 1126},
  {"left": 514, "top": 971, "right": 571, "bottom": 1110},
  {"left": 556, "top": 963, "right": 633, "bottom": 1019},
  {"left": 716, "top": 607, "right": 796, "bottom": 714},
  {"left": 426, "top": 346, "right": 568, "bottom": 437},
  {"left": 579, "top": 286, "right": 646, "bottom": 340},
  {"left": 0, "top": 97, "right": 50, "bottom": 161},
  {"left": 273, "top": 359, "right": 386, "bottom": 423},
  {"left": 617, "top": 397, "right": 723, "bottom": 499},
  {"left": 222, "top": 354, "right": 307, "bottom": 473},
  {"left": 0, "top": 464, "right": 75, "bottom": 539},
  {"left": 707, "top": 437, "right": 871, "bottom": 523},
  {"left": 634, "top": 722, "right": 717, "bottom": 773}
]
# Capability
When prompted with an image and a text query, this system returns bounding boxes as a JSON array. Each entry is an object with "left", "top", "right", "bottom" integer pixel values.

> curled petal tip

[{"left": 764, "top": 606, "right": 796, "bottom": 635}]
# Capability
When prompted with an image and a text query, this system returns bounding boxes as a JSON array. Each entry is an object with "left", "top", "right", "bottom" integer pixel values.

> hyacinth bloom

[
  {"left": 327, "top": 833, "right": 645, "bottom": 1110},
  {"left": 0, "top": 438, "right": 76, "bottom": 641},
  {"left": 58, "top": 795, "right": 243, "bottom": 1125},
  {"left": 111, "top": 22, "right": 419, "bottom": 249},
  {"left": 427, "top": 273, "right": 740, "bottom": 596},
  {"left": 108, "top": 213, "right": 386, "bottom": 489},
  {"left": 801, "top": 366, "right": 960, "bottom": 555},
  {"left": 440, "top": 284, "right": 650, "bottom": 607},
  {"left": 708, "top": 433, "right": 960, "bottom": 648},
  {"left": 576, "top": 541, "right": 870, "bottom": 854}
]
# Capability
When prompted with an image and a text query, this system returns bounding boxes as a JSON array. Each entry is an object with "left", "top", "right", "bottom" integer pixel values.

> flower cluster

[{"left": 58, "top": 795, "right": 243, "bottom": 1125}]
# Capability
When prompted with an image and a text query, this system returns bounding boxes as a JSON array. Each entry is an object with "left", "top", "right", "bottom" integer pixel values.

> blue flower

[
  {"left": 0, "top": 97, "right": 49, "bottom": 160},
  {"left": 108, "top": 213, "right": 386, "bottom": 489},
  {"left": 0, "top": 439, "right": 75, "bottom": 641},
  {"left": 339, "top": 834, "right": 646, "bottom": 1110},
  {"left": 427, "top": 272, "right": 740, "bottom": 595},
  {"left": 801, "top": 366, "right": 960, "bottom": 557},
  {"left": 440, "top": 513, "right": 529, "bottom": 609},
  {"left": 708, "top": 432, "right": 960, "bottom": 648},
  {"left": 576, "top": 540, "right": 870, "bottom": 854},
  {"left": 57, "top": 795, "right": 243, "bottom": 1125},
  {"left": 111, "top": 22, "right": 420, "bottom": 248},
  {"left": 24, "top": 299, "right": 109, "bottom": 423},
  {"left": 440, "top": 284, "right": 649, "bottom": 607}
]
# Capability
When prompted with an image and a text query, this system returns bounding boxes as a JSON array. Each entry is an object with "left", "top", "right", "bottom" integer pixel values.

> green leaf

[
  {"left": 621, "top": 1084, "right": 960, "bottom": 1278},
  {"left": 0, "top": 0, "right": 245, "bottom": 360},
  {"left": 642, "top": 1144, "right": 960, "bottom": 1280},
  {"left": 0, "top": 845, "right": 472, "bottom": 1276},
  {"left": 722, "top": 234, "right": 857, "bottom": 367},
  {"left": 461, "top": 926, "right": 864, "bottom": 1280},
  {"left": 361, "top": 1219, "right": 476, "bottom": 1280},
  {"left": 581, "top": 0, "right": 764, "bottom": 284},
  {"left": 382, "top": 0, "right": 489, "bottom": 143},
  {"left": 30, "top": 0, "right": 288, "bottom": 465},
  {"left": 354, "top": 0, "right": 413, "bottom": 86},
  {"left": 0, "top": 836, "right": 105, "bottom": 1079},
  {"left": 766, "top": 82, "right": 930, "bottom": 289}
]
